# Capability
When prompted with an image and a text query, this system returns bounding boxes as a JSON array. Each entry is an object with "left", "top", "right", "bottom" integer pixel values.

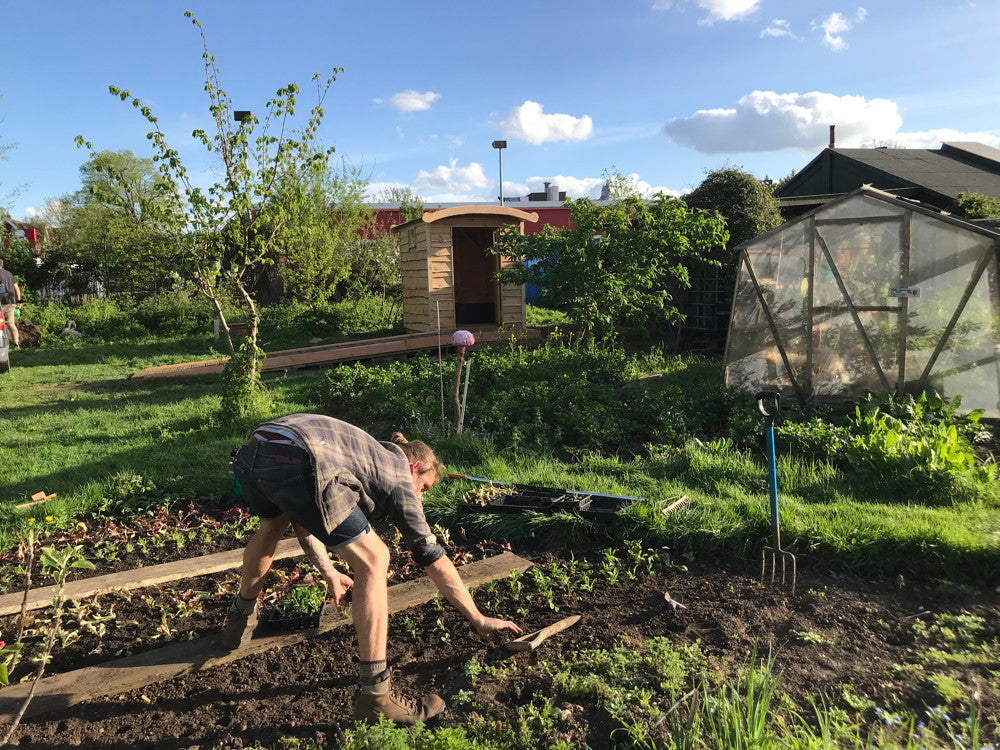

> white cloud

[
  {"left": 23, "top": 206, "right": 38, "bottom": 219},
  {"left": 413, "top": 159, "right": 490, "bottom": 200},
  {"left": 663, "top": 90, "right": 901, "bottom": 153},
  {"left": 663, "top": 89, "right": 1000, "bottom": 153},
  {"left": 498, "top": 101, "right": 593, "bottom": 145},
  {"left": 653, "top": 0, "right": 759, "bottom": 23},
  {"left": 524, "top": 175, "right": 685, "bottom": 200},
  {"left": 884, "top": 128, "right": 1000, "bottom": 149},
  {"left": 761, "top": 19, "right": 797, "bottom": 39},
  {"left": 373, "top": 90, "right": 441, "bottom": 113},
  {"left": 812, "top": 7, "right": 866, "bottom": 51},
  {"left": 697, "top": 0, "right": 760, "bottom": 24}
]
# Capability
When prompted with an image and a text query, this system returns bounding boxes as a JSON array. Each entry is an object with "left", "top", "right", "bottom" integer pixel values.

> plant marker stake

[
  {"left": 436, "top": 301, "right": 445, "bottom": 432},
  {"left": 447, "top": 473, "right": 646, "bottom": 502},
  {"left": 459, "top": 355, "right": 472, "bottom": 433},
  {"left": 451, "top": 330, "right": 475, "bottom": 433},
  {"left": 756, "top": 389, "right": 797, "bottom": 594}
]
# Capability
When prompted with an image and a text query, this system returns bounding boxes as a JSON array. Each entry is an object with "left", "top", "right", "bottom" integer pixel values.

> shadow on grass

[
  {"left": 1, "top": 368, "right": 332, "bottom": 515},
  {"left": 13, "top": 336, "right": 222, "bottom": 368}
]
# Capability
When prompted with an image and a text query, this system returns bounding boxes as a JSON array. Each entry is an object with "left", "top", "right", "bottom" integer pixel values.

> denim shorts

[{"left": 232, "top": 439, "right": 371, "bottom": 549}]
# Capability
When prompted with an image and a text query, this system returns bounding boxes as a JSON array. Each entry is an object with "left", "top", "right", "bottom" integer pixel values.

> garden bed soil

[
  {"left": 0, "top": 536, "right": 511, "bottom": 681},
  {"left": 4, "top": 548, "right": 998, "bottom": 749}
]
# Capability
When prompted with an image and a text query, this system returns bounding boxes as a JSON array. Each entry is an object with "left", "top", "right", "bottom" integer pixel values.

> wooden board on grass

[
  {"left": 130, "top": 328, "right": 539, "bottom": 379},
  {"left": 0, "top": 538, "right": 305, "bottom": 617},
  {"left": 0, "top": 551, "right": 531, "bottom": 721}
]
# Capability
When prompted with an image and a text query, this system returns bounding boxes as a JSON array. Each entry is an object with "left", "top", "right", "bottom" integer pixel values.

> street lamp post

[{"left": 491, "top": 140, "right": 507, "bottom": 205}]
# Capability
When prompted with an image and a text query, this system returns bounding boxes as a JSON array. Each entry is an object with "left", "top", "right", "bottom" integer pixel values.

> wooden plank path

[
  {"left": 131, "top": 328, "right": 539, "bottom": 380},
  {"left": 0, "top": 551, "right": 532, "bottom": 720},
  {"left": 0, "top": 538, "right": 304, "bottom": 617}
]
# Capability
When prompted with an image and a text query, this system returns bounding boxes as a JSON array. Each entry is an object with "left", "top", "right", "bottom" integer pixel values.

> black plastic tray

[
  {"left": 461, "top": 483, "right": 639, "bottom": 519},
  {"left": 263, "top": 601, "right": 328, "bottom": 632}
]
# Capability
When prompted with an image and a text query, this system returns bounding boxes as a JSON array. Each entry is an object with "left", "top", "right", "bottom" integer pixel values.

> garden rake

[{"left": 756, "top": 389, "right": 797, "bottom": 594}]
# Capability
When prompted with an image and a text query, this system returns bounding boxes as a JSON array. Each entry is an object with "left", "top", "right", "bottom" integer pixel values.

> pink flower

[{"left": 0, "top": 641, "right": 6, "bottom": 649}]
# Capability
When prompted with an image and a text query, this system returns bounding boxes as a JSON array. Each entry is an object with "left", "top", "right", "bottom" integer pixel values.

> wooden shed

[{"left": 391, "top": 206, "right": 538, "bottom": 333}]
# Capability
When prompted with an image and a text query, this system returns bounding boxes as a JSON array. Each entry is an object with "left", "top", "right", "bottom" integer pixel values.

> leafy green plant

[
  {"left": 491, "top": 194, "right": 728, "bottom": 337},
  {"left": 275, "top": 584, "right": 326, "bottom": 617},
  {"left": 0, "top": 528, "right": 95, "bottom": 745},
  {"left": 794, "top": 630, "right": 829, "bottom": 645}
]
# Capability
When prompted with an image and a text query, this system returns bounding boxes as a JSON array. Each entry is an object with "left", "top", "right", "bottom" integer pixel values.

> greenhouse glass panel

[
  {"left": 811, "top": 311, "right": 896, "bottom": 397},
  {"left": 819, "top": 194, "right": 906, "bottom": 222},
  {"left": 725, "top": 222, "right": 808, "bottom": 396},
  {"left": 814, "top": 221, "right": 902, "bottom": 307},
  {"left": 924, "top": 262, "right": 1000, "bottom": 417}
]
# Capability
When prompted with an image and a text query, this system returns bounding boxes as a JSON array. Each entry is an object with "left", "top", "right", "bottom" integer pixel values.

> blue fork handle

[
  {"left": 756, "top": 389, "right": 782, "bottom": 549},
  {"left": 765, "top": 422, "right": 781, "bottom": 550}
]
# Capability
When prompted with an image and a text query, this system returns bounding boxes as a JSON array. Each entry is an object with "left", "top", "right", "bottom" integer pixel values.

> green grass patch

[{"left": 1, "top": 332, "right": 998, "bottom": 584}]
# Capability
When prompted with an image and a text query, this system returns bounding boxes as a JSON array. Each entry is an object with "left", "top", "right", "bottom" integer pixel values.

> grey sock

[
  {"left": 231, "top": 594, "right": 256, "bottom": 613},
  {"left": 358, "top": 661, "right": 389, "bottom": 695},
  {"left": 359, "top": 660, "right": 388, "bottom": 683}
]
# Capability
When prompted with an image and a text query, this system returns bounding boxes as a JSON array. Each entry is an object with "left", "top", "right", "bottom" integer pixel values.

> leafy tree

[
  {"left": 77, "top": 13, "right": 343, "bottom": 417},
  {"left": 269, "top": 157, "right": 377, "bottom": 306},
  {"left": 375, "top": 185, "right": 424, "bottom": 223},
  {"left": 955, "top": 191, "right": 1000, "bottom": 219},
  {"left": 599, "top": 166, "right": 642, "bottom": 201},
  {"left": 56, "top": 150, "right": 181, "bottom": 295},
  {"left": 684, "top": 168, "right": 783, "bottom": 255},
  {"left": 491, "top": 195, "right": 728, "bottom": 336}
]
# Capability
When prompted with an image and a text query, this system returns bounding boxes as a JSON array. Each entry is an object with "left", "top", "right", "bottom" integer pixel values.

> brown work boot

[
  {"left": 221, "top": 598, "right": 258, "bottom": 650},
  {"left": 353, "top": 670, "right": 445, "bottom": 725}
]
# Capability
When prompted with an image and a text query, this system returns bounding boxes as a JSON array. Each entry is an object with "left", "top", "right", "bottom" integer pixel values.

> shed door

[{"left": 453, "top": 227, "right": 498, "bottom": 325}]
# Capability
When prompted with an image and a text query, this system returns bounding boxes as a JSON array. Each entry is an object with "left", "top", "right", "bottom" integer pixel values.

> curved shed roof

[{"left": 390, "top": 205, "right": 539, "bottom": 233}]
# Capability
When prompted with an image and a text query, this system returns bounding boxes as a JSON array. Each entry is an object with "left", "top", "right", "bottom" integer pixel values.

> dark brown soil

[
  {"left": 0, "top": 535, "right": 508, "bottom": 682},
  {"left": 5, "top": 548, "right": 999, "bottom": 749}
]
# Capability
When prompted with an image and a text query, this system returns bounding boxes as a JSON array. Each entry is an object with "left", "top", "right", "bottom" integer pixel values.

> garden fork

[{"left": 757, "top": 390, "right": 797, "bottom": 594}]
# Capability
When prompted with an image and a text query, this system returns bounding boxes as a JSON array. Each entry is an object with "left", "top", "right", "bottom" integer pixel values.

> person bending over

[{"left": 224, "top": 414, "right": 522, "bottom": 725}]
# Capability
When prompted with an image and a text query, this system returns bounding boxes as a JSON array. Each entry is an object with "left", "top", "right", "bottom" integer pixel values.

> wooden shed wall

[
  {"left": 398, "top": 216, "right": 527, "bottom": 332},
  {"left": 401, "top": 224, "right": 431, "bottom": 332}
]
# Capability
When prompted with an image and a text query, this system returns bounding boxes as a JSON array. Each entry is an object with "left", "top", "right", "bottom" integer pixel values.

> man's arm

[
  {"left": 423, "top": 556, "right": 522, "bottom": 637},
  {"left": 12, "top": 281, "right": 20, "bottom": 303},
  {"left": 292, "top": 524, "right": 354, "bottom": 605}
]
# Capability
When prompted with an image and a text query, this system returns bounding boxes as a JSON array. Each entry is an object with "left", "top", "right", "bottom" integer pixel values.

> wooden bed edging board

[
  {"left": 0, "top": 538, "right": 305, "bottom": 617},
  {"left": 131, "top": 328, "right": 540, "bottom": 380},
  {"left": 0, "top": 551, "right": 532, "bottom": 721}
]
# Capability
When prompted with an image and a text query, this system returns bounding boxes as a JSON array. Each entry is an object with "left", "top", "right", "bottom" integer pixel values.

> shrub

[
  {"left": 776, "top": 391, "right": 995, "bottom": 497},
  {"left": 317, "top": 337, "right": 751, "bottom": 456}
]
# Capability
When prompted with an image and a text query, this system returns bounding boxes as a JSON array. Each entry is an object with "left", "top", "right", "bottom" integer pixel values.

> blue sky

[{"left": 2, "top": 1, "right": 998, "bottom": 219}]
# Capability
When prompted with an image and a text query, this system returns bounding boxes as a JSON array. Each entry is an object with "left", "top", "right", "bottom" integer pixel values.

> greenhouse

[{"left": 724, "top": 186, "right": 1000, "bottom": 417}]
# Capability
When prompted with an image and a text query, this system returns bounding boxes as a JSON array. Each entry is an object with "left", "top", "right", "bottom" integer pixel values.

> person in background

[
  {"left": 0, "top": 259, "right": 22, "bottom": 348},
  {"left": 224, "top": 414, "right": 522, "bottom": 725}
]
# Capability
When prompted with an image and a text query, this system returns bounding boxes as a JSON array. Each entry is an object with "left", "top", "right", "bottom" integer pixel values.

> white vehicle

[{"left": 0, "top": 308, "right": 10, "bottom": 373}]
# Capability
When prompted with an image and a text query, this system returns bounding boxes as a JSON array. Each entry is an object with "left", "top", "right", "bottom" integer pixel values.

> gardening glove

[{"left": 474, "top": 616, "right": 523, "bottom": 639}]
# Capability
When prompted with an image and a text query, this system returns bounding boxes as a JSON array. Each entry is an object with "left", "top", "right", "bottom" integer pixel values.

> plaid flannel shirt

[{"left": 256, "top": 414, "right": 445, "bottom": 566}]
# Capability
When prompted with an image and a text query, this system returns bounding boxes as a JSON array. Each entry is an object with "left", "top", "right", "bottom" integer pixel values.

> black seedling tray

[
  {"left": 263, "top": 602, "right": 328, "bottom": 632},
  {"left": 461, "top": 483, "right": 640, "bottom": 519}
]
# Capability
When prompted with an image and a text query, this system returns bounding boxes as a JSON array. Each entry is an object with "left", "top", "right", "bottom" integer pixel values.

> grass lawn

[{"left": 1, "top": 333, "right": 998, "bottom": 585}]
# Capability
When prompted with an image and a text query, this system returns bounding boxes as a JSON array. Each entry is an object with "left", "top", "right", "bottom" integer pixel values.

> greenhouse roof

[{"left": 738, "top": 186, "right": 1000, "bottom": 251}]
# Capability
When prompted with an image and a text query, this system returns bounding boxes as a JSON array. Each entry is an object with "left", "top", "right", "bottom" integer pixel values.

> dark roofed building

[{"left": 777, "top": 141, "right": 1000, "bottom": 215}]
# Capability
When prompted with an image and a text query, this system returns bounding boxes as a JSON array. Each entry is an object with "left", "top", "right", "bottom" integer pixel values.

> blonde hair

[{"left": 390, "top": 432, "right": 444, "bottom": 476}]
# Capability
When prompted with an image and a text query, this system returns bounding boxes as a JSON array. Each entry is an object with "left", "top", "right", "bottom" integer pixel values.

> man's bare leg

[
  {"left": 335, "top": 529, "right": 389, "bottom": 661},
  {"left": 238, "top": 514, "right": 290, "bottom": 599},
  {"left": 337, "top": 529, "right": 445, "bottom": 724}
]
